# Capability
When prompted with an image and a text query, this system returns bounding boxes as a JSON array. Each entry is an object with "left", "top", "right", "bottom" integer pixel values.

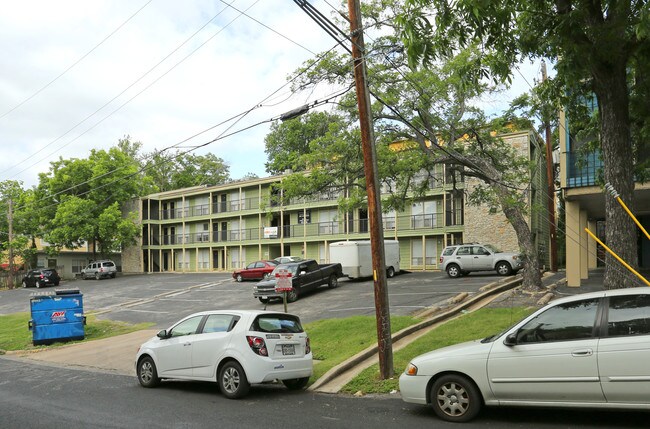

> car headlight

[{"left": 404, "top": 363, "right": 418, "bottom": 376}]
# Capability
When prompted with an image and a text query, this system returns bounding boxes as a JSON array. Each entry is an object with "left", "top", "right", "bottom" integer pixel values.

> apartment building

[
  {"left": 125, "top": 130, "right": 549, "bottom": 274},
  {"left": 560, "top": 110, "right": 650, "bottom": 287}
]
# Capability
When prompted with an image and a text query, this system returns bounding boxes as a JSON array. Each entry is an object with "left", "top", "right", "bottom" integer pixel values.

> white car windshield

[{"left": 270, "top": 264, "right": 299, "bottom": 276}]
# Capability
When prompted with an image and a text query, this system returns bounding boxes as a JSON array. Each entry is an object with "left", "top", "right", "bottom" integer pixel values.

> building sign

[{"left": 264, "top": 227, "right": 278, "bottom": 238}]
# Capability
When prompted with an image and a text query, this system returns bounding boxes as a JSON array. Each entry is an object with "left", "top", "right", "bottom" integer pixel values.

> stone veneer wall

[
  {"left": 121, "top": 198, "right": 143, "bottom": 274},
  {"left": 462, "top": 133, "right": 531, "bottom": 253}
]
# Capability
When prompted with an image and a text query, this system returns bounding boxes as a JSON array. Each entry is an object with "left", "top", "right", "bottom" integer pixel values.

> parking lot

[{"left": 1, "top": 270, "right": 507, "bottom": 328}]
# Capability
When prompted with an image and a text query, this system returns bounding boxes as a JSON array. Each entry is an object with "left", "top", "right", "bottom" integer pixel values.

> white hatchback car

[
  {"left": 399, "top": 287, "right": 650, "bottom": 422},
  {"left": 135, "top": 310, "right": 312, "bottom": 398}
]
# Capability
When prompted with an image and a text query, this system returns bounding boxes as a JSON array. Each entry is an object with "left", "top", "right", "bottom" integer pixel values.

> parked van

[{"left": 329, "top": 240, "right": 400, "bottom": 279}]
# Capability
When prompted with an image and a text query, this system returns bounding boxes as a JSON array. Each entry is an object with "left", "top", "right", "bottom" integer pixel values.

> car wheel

[
  {"left": 446, "top": 264, "right": 461, "bottom": 278},
  {"left": 282, "top": 377, "right": 310, "bottom": 390},
  {"left": 95, "top": 273, "right": 101, "bottom": 280},
  {"left": 111, "top": 273, "right": 116, "bottom": 279},
  {"left": 22, "top": 281, "right": 28, "bottom": 288},
  {"left": 236, "top": 274, "right": 243, "bottom": 282},
  {"left": 35, "top": 281, "right": 41, "bottom": 289},
  {"left": 54, "top": 281, "right": 60, "bottom": 286},
  {"left": 286, "top": 287, "right": 300, "bottom": 303},
  {"left": 327, "top": 274, "right": 338, "bottom": 289},
  {"left": 496, "top": 261, "right": 512, "bottom": 276},
  {"left": 259, "top": 297, "right": 269, "bottom": 304},
  {"left": 137, "top": 356, "right": 160, "bottom": 388},
  {"left": 430, "top": 374, "right": 482, "bottom": 423},
  {"left": 387, "top": 267, "right": 395, "bottom": 278},
  {"left": 219, "top": 361, "right": 250, "bottom": 399}
]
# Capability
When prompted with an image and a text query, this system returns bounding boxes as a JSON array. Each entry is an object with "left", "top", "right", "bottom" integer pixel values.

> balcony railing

[
  {"left": 153, "top": 213, "right": 454, "bottom": 247},
  {"left": 566, "top": 150, "right": 602, "bottom": 188}
]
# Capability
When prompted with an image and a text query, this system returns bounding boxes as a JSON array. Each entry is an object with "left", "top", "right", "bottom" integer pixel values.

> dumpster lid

[
  {"left": 55, "top": 288, "right": 80, "bottom": 295},
  {"left": 30, "top": 290, "right": 57, "bottom": 298}
]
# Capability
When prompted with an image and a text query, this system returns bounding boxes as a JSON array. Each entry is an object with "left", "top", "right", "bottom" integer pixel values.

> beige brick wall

[
  {"left": 462, "top": 133, "right": 531, "bottom": 253},
  {"left": 121, "top": 199, "right": 143, "bottom": 274}
]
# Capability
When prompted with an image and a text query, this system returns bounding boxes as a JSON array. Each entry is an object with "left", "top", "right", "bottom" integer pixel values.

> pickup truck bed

[{"left": 253, "top": 259, "right": 343, "bottom": 303}]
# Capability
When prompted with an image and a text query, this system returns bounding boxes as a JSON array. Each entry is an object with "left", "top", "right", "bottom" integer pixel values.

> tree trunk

[
  {"left": 472, "top": 158, "right": 543, "bottom": 290},
  {"left": 593, "top": 64, "right": 638, "bottom": 289}
]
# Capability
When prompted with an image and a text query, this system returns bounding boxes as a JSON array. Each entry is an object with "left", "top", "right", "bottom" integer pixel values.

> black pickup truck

[{"left": 253, "top": 259, "right": 343, "bottom": 303}]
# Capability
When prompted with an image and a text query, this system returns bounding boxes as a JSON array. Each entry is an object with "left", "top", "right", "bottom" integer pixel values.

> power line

[
  {"left": 0, "top": 0, "right": 154, "bottom": 122},
  {"left": 2, "top": 0, "right": 248, "bottom": 179}
]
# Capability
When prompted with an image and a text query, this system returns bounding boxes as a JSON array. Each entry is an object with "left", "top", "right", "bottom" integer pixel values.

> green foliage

[
  {"left": 145, "top": 150, "right": 230, "bottom": 192},
  {"left": 342, "top": 307, "right": 535, "bottom": 394},
  {"left": 37, "top": 137, "right": 155, "bottom": 258}
]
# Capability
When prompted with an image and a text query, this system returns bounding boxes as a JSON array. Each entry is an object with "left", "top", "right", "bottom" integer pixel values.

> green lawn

[
  {"left": 341, "top": 307, "right": 535, "bottom": 394},
  {"left": 0, "top": 312, "right": 153, "bottom": 353},
  {"left": 305, "top": 315, "right": 420, "bottom": 382}
]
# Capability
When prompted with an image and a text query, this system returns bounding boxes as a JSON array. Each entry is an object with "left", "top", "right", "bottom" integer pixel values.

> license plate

[
  {"left": 282, "top": 344, "right": 295, "bottom": 355},
  {"left": 262, "top": 296, "right": 268, "bottom": 299}
]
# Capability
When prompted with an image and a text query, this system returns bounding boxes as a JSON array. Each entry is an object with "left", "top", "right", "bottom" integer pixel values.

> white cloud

[
  {"left": 0, "top": 0, "right": 545, "bottom": 189},
  {"left": 0, "top": 0, "right": 338, "bottom": 186}
]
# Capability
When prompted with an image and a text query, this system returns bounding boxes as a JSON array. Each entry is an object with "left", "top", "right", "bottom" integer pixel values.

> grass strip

[{"left": 0, "top": 312, "right": 153, "bottom": 353}]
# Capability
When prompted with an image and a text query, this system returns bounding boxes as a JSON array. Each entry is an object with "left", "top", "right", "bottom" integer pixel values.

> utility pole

[
  {"left": 542, "top": 61, "right": 558, "bottom": 272},
  {"left": 347, "top": 0, "right": 393, "bottom": 379},
  {"left": 8, "top": 198, "right": 15, "bottom": 289}
]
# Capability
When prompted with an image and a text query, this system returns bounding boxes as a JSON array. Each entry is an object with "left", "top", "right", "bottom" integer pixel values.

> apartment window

[
  {"left": 383, "top": 209, "right": 396, "bottom": 230},
  {"left": 412, "top": 201, "right": 437, "bottom": 228},
  {"left": 298, "top": 209, "right": 312, "bottom": 224},
  {"left": 319, "top": 209, "right": 339, "bottom": 234},
  {"left": 198, "top": 249, "right": 209, "bottom": 270}
]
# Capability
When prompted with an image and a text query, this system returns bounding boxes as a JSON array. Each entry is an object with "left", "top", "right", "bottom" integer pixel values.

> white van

[{"left": 329, "top": 240, "right": 400, "bottom": 279}]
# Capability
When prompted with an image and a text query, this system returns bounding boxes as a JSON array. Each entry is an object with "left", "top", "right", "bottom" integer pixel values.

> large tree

[
  {"left": 145, "top": 150, "right": 230, "bottom": 192},
  {"left": 398, "top": 0, "right": 650, "bottom": 288},
  {"left": 272, "top": 1, "right": 546, "bottom": 289},
  {"left": 38, "top": 140, "right": 155, "bottom": 258}
]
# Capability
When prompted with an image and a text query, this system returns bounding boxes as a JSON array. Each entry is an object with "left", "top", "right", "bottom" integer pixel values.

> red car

[{"left": 232, "top": 260, "right": 278, "bottom": 282}]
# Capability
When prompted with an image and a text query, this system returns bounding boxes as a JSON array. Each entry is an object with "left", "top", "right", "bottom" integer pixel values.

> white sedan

[
  {"left": 135, "top": 310, "right": 312, "bottom": 398},
  {"left": 399, "top": 287, "right": 650, "bottom": 422}
]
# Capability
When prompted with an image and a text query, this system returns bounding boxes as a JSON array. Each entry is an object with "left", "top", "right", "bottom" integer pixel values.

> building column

[
  {"left": 587, "top": 220, "right": 598, "bottom": 269},
  {"left": 565, "top": 200, "right": 581, "bottom": 287},
  {"left": 580, "top": 210, "right": 588, "bottom": 279}
]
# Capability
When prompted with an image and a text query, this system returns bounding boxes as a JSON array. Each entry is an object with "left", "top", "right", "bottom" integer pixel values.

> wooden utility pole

[
  {"left": 8, "top": 198, "right": 15, "bottom": 289},
  {"left": 542, "top": 61, "right": 558, "bottom": 271},
  {"left": 347, "top": 0, "right": 393, "bottom": 379}
]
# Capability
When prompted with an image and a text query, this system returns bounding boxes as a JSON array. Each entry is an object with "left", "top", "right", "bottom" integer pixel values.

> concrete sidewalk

[{"left": 7, "top": 329, "right": 157, "bottom": 376}]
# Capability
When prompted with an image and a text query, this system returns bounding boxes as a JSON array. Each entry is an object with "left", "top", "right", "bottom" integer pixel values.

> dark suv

[{"left": 21, "top": 268, "right": 61, "bottom": 288}]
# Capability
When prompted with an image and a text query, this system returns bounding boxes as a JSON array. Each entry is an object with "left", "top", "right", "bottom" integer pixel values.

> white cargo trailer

[{"left": 329, "top": 240, "right": 400, "bottom": 279}]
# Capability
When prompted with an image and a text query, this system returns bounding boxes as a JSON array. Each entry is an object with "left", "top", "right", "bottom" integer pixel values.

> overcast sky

[{"left": 0, "top": 0, "right": 542, "bottom": 189}]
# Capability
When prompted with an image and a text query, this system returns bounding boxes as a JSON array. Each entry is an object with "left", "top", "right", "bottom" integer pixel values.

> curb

[{"left": 309, "top": 274, "right": 525, "bottom": 392}]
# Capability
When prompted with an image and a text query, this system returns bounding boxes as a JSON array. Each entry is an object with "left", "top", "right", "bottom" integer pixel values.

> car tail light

[
  {"left": 439, "top": 256, "right": 443, "bottom": 263},
  {"left": 305, "top": 337, "right": 311, "bottom": 355},
  {"left": 39, "top": 274, "right": 45, "bottom": 279},
  {"left": 247, "top": 336, "right": 268, "bottom": 356}
]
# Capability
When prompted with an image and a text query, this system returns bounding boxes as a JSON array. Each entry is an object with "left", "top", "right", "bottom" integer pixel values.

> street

[{"left": 0, "top": 359, "right": 647, "bottom": 429}]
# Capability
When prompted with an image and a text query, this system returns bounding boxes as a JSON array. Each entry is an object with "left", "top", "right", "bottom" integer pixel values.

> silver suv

[
  {"left": 81, "top": 260, "right": 117, "bottom": 280},
  {"left": 439, "top": 243, "right": 523, "bottom": 278}
]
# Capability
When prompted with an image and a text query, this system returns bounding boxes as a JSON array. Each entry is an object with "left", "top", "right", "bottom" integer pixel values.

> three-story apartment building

[{"left": 124, "top": 130, "right": 549, "bottom": 274}]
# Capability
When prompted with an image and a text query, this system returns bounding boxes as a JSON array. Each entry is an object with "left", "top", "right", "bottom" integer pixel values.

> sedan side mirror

[
  {"left": 503, "top": 333, "right": 518, "bottom": 347},
  {"left": 157, "top": 329, "right": 170, "bottom": 339}
]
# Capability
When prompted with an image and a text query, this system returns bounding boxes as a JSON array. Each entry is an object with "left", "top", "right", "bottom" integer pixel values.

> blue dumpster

[{"left": 29, "top": 288, "right": 85, "bottom": 346}]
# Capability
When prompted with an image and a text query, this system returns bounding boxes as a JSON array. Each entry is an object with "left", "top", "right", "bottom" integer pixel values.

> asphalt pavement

[{"left": 4, "top": 268, "right": 616, "bottom": 383}]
